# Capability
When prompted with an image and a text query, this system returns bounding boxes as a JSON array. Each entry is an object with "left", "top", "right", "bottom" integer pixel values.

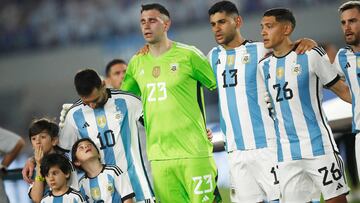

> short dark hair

[
  {"left": 29, "top": 118, "right": 59, "bottom": 140},
  {"left": 105, "top": 59, "right": 127, "bottom": 77},
  {"left": 74, "top": 69, "right": 102, "bottom": 96},
  {"left": 141, "top": 3, "right": 170, "bottom": 18},
  {"left": 71, "top": 138, "right": 100, "bottom": 170},
  {"left": 263, "top": 8, "right": 296, "bottom": 30},
  {"left": 40, "top": 153, "right": 72, "bottom": 178},
  {"left": 338, "top": 1, "right": 360, "bottom": 13},
  {"left": 208, "top": 1, "right": 239, "bottom": 16}
]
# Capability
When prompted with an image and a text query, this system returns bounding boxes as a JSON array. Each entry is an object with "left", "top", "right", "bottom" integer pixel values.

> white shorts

[
  {"left": 278, "top": 153, "right": 349, "bottom": 203},
  {"left": 355, "top": 133, "right": 360, "bottom": 181},
  {"left": 228, "top": 147, "right": 280, "bottom": 202}
]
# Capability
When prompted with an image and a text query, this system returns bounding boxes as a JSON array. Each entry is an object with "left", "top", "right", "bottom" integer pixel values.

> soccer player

[
  {"left": 207, "top": 1, "right": 317, "bottom": 202},
  {"left": 40, "top": 153, "right": 85, "bottom": 203},
  {"left": 336, "top": 1, "right": 360, "bottom": 181},
  {"left": 121, "top": 3, "right": 220, "bottom": 203},
  {"left": 61, "top": 69, "right": 154, "bottom": 202},
  {"left": 105, "top": 59, "right": 128, "bottom": 89},
  {"left": 28, "top": 118, "right": 78, "bottom": 203},
  {"left": 72, "top": 138, "right": 134, "bottom": 203},
  {"left": 258, "top": 8, "right": 351, "bottom": 202},
  {"left": 0, "top": 127, "right": 25, "bottom": 203}
]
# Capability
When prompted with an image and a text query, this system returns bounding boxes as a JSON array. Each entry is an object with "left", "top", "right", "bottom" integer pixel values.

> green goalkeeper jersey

[{"left": 121, "top": 42, "right": 217, "bottom": 161}]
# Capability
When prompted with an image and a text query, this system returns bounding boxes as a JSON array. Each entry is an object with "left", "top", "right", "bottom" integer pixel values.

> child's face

[
  {"left": 75, "top": 140, "right": 100, "bottom": 164},
  {"left": 30, "top": 132, "right": 58, "bottom": 154},
  {"left": 45, "top": 165, "right": 69, "bottom": 192}
]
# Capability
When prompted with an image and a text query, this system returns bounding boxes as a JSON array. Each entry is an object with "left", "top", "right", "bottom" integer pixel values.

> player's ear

[
  {"left": 65, "top": 172, "right": 70, "bottom": 179},
  {"left": 74, "top": 160, "right": 81, "bottom": 167},
  {"left": 284, "top": 22, "right": 293, "bottom": 36},
  {"left": 235, "top": 15, "right": 243, "bottom": 29},
  {"left": 164, "top": 19, "right": 171, "bottom": 32},
  {"left": 52, "top": 137, "right": 59, "bottom": 146}
]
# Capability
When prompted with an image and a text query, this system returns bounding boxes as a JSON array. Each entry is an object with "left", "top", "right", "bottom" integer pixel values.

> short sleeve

[
  {"left": 114, "top": 169, "right": 135, "bottom": 202},
  {"left": 190, "top": 47, "right": 217, "bottom": 91},
  {"left": 58, "top": 111, "right": 80, "bottom": 151},
  {"left": 310, "top": 48, "right": 340, "bottom": 88},
  {"left": 121, "top": 59, "right": 141, "bottom": 97},
  {"left": 0, "top": 127, "right": 21, "bottom": 154}
]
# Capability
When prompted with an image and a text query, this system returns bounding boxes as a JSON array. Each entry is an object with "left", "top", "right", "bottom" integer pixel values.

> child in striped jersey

[
  {"left": 40, "top": 153, "right": 85, "bottom": 203},
  {"left": 72, "top": 138, "right": 135, "bottom": 203},
  {"left": 27, "top": 118, "right": 78, "bottom": 203}
]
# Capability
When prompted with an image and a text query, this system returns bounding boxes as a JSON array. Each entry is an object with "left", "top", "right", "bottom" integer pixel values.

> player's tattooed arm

[{"left": 294, "top": 38, "right": 317, "bottom": 54}]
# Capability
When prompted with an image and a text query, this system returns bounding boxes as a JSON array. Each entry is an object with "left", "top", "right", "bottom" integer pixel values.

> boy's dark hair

[
  {"left": 105, "top": 59, "right": 127, "bottom": 77},
  {"left": 263, "top": 8, "right": 296, "bottom": 30},
  {"left": 141, "top": 3, "right": 170, "bottom": 18},
  {"left": 208, "top": 1, "right": 239, "bottom": 16},
  {"left": 74, "top": 69, "right": 102, "bottom": 97},
  {"left": 28, "top": 118, "right": 59, "bottom": 140},
  {"left": 339, "top": 1, "right": 360, "bottom": 13},
  {"left": 40, "top": 153, "right": 72, "bottom": 178},
  {"left": 71, "top": 138, "right": 101, "bottom": 170}
]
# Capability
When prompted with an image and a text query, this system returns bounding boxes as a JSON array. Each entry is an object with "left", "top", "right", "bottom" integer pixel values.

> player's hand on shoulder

[
  {"left": 59, "top": 103, "right": 72, "bottom": 128},
  {"left": 264, "top": 91, "right": 275, "bottom": 119},
  {"left": 294, "top": 38, "right": 317, "bottom": 54},
  {"left": 206, "top": 128, "right": 213, "bottom": 141},
  {"left": 136, "top": 44, "right": 149, "bottom": 55}
]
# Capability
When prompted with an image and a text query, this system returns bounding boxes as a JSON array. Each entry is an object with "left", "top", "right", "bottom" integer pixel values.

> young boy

[
  {"left": 40, "top": 153, "right": 85, "bottom": 203},
  {"left": 27, "top": 118, "right": 78, "bottom": 203},
  {"left": 72, "top": 138, "right": 134, "bottom": 203}
]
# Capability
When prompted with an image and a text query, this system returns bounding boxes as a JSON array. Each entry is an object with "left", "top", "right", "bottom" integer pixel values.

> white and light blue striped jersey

[
  {"left": 79, "top": 165, "right": 135, "bottom": 203},
  {"left": 259, "top": 47, "right": 340, "bottom": 161},
  {"left": 60, "top": 89, "right": 154, "bottom": 202},
  {"left": 40, "top": 187, "right": 85, "bottom": 203},
  {"left": 334, "top": 46, "right": 360, "bottom": 133},
  {"left": 207, "top": 40, "right": 277, "bottom": 152}
]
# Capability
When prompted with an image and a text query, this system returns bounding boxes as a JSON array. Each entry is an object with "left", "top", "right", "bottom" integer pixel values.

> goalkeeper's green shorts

[{"left": 151, "top": 157, "right": 222, "bottom": 203}]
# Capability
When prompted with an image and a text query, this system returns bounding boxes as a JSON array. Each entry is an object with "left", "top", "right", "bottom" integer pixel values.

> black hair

[
  {"left": 208, "top": 1, "right": 239, "bottom": 16},
  {"left": 141, "top": 3, "right": 170, "bottom": 18},
  {"left": 105, "top": 59, "right": 127, "bottom": 77},
  {"left": 263, "top": 8, "right": 296, "bottom": 30},
  {"left": 74, "top": 69, "right": 102, "bottom": 96},
  {"left": 339, "top": 1, "right": 360, "bottom": 13},
  {"left": 71, "top": 138, "right": 100, "bottom": 170},
  {"left": 28, "top": 118, "right": 59, "bottom": 140},
  {"left": 40, "top": 153, "right": 72, "bottom": 178}
]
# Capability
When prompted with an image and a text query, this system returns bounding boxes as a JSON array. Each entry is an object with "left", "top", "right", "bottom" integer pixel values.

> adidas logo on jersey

[
  {"left": 82, "top": 122, "right": 90, "bottom": 128},
  {"left": 202, "top": 195, "right": 209, "bottom": 202},
  {"left": 216, "top": 59, "right": 221, "bottom": 65},
  {"left": 344, "top": 62, "right": 351, "bottom": 69},
  {"left": 336, "top": 183, "right": 343, "bottom": 190}
]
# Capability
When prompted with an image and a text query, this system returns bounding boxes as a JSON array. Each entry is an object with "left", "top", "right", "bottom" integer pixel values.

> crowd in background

[{"left": 0, "top": 0, "right": 334, "bottom": 54}]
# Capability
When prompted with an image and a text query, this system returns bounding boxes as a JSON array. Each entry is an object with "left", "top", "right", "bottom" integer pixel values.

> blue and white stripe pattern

[
  {"left": 208, "top": 41, "right": 277, "bottom": 152},
  {"left": 259, "top": 47, "right": 340, "bottom": 161},
  {"left": 40, "top": 187, "right": 85, "bottom": 203},
  {"left": 335, "top": 46, "right": 360, "bottom": 133},
  {"left": 60, "top": 89, "right": 154, "bottom": 202},
  {"left": 79, "top": 165, "right": 135, "bottom": 203}
]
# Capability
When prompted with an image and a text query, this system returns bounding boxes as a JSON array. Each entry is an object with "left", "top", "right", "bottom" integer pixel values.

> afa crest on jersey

[
  {"left": 107, "top": 182, "right": 114, "bottom": 193},
  {"left": 115, "top": 112, "right": 123, "bottom": 122},
  {"left": 152, "top": 66, "right": 161, "bottom": 78},
  {"left": 96, "top": 115, "right": 107, "bottom": 128},
  {"left": 276, "top": 67, "right": 284, "bottom": 79},
  {"left": 292, "top": 64, "right": 302, "bottom": 75},
  {"left": 170, "top": 63, "right": 179, "bottom": 73},
  {"left": 242, "top": 53, "right": 250, "bottom": 64},
  {"left": 91, "top": 187, "right": 101, "bottom": 200}
]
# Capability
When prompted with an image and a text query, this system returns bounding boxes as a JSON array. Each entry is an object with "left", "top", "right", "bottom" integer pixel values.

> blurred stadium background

[{"left": 0, "top": 0, "right": 358, "bottom": 202}]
